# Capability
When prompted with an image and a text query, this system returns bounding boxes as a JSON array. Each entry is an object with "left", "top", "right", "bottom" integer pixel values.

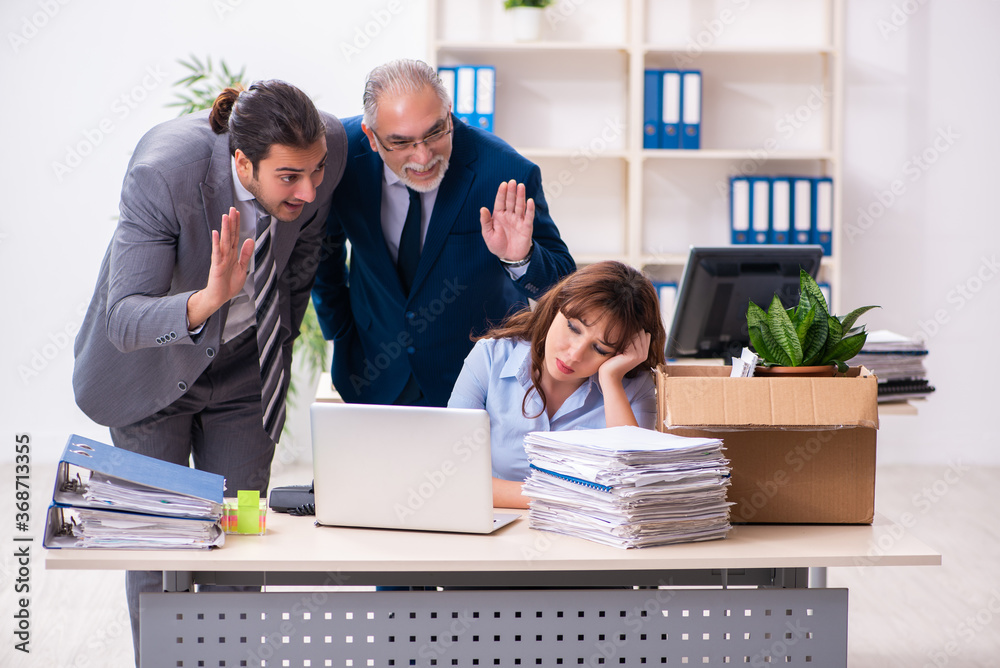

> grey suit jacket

[{"left": 73, "top": 109, "right": 347, "bottom": 429}]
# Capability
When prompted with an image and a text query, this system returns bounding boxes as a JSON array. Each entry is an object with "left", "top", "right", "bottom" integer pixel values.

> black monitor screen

[{"left": 665, "top": 245, "right": 824, "bottom": 360}]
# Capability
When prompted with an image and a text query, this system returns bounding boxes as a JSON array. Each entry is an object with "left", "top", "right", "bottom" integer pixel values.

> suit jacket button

[
  {"left": 178, "top": 381, "right": 188, "bottom": 391},
  {"left": 169, "top": 331, "right": 177, "bottom": 339},
  {"left": 206, "top": 348, "right": 216, "bottom": 358},
  {"left": 406, "top": 346, "right": 416, "bottom": 354}
]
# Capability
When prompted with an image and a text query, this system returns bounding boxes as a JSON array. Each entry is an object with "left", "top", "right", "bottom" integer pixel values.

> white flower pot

[{"left": 508, "top": 6, "right": 544, "bottom": 42}]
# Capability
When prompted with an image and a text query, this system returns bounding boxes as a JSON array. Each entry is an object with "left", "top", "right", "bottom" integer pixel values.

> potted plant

[
  {"left": 746, "top": 269, "right": 879, "bottom": 376},
  {"left": 504, "top": 0, "right": 552, "bottom": 41}
]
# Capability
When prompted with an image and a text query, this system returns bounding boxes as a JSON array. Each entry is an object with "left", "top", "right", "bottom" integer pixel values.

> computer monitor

[{"left": 665, "top": 245, "right": 824, "bottom": 360}]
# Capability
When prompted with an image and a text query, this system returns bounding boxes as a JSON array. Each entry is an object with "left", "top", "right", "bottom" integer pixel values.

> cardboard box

[{"left": 655, "top": 364, "right": 879, "bottom": 524}]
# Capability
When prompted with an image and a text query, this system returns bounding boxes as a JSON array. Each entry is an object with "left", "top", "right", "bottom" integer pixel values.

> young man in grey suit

[
  {"left": 312, "top": 59, "right": 575, "bottom": 407},
  {"left": 73, "top": 80, "right": 347, "bottom": 664}
]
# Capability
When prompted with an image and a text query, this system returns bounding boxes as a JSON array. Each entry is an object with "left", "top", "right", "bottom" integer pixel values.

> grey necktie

[{"left": 253, "top": 203, "right": 285, "bottom": 442}]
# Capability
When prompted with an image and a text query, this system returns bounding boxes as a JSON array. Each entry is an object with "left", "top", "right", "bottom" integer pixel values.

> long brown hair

[{"left": 480, "top": 261, "right": 666, "bottom": 417}]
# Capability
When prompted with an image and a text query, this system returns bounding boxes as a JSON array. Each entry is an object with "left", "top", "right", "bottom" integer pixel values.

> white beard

[{"left": 398, "top": 154, "right": 449, "bottom": 193}]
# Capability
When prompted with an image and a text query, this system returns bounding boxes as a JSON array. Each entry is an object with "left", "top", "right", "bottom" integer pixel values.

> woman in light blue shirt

[{"left": 448, "top": 261, "right": 666, "bottom": 508}]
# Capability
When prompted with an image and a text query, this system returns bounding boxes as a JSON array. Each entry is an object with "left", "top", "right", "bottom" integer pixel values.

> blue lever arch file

[
  {"left": 730, "top": 176, "right": 751, "bottom": 244},
  {"left": 749, "top": 176, "right": 771, "bottom": 244},
  {"left": 770, "top": 177, "right": 791, "bottom": 244},
  {"left": 50, "top": 433, "right": 225, "bottom": 517},
  {"left": 812, "top": 176, "right": 833, "bottom": 255},
  {"left": 661, "top": 70, "right": 682, "bottom": 149},
  {"left": 680, "top": 70, "right": 702, "bottom": 149},
  {"left": 643, "top": 69, "right": 662, "bottom": 149}
]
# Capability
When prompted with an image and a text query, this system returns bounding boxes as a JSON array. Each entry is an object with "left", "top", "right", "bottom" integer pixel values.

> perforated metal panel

[{"left": 141, "top": 588, "right": 847, "bottom": 667}]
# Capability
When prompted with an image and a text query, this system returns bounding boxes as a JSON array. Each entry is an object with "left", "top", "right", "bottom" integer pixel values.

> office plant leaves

[{"left": 747, "top": 269, "right": 879, "bottom": 373}]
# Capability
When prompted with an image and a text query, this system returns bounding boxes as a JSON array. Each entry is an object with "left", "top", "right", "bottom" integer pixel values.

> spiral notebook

[{"left": 310, "top": 403, "right": 518, "bottom": 534}]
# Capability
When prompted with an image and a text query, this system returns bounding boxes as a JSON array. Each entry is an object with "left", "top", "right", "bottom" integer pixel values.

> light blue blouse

[{"left": 447, "top": 338, "right": 657, "bottom": 482}]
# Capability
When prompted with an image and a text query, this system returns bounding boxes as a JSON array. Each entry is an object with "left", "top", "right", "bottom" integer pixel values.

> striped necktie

[{"left": 253, "top": 203, "right": 285, "bottom": 443}]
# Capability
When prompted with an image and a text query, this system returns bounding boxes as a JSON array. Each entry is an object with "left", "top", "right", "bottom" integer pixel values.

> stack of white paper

[
  {"left": 521, "top": 426, "right": 732, "bottom": 549},
  {"left": 850, "top": 330, "right": 935, "bottom": 401},
  {"left": 83, "top": 472, "right": 221, "bottom": 518},
  {"left": 61, "top": 507, "right": 224, "bottom": 549}
]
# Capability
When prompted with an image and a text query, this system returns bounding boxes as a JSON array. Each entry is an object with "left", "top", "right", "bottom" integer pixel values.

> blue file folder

[
  {"left": 812, "top": 176, "right": 833, "bottom": 255},
  {"left": 730, "top": 176, "right": 751, "bottom": 244},
  {"left": 51, "top": 433, "right": 225, "bottom": 516},
  {"left": 437, "top": 67, "right": 457, "bottom": 110},
  {"left": 643, "top": 70, "right": 662, "bottom": 149},
  {"left": 448, "top": 65, "right": 497, "bottom": 134},
  {"left": 661, "top": 70, "right": 682, "bottom": 149},
  {"left": 770, "top": 177, "right": 792, "bottom": 244},
  {"left": 680, "top": 70, "right": 702, "bottom": 149},
  {"left": 749, "top": 176, "right": 771, "bottom": 244},
  {"left": 474, "top": 66, "right": 495, "bottom": 132},
  {"left": 792, "top": 177, "right": 814, "bottom": 245}
]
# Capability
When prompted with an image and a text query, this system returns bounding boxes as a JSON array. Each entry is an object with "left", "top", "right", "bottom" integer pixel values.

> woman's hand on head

[{"left": 598, "top": 330, "right": 652, "bottom": 384}]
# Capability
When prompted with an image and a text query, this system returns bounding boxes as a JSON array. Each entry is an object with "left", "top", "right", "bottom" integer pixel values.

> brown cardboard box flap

[{"left": 657, "top": 364, "right": 879, "bottom": 430}]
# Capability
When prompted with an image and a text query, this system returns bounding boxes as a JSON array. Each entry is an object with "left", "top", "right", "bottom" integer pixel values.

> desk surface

[{"left": 46, "top": 511, "right": 940, "bottom": 574}]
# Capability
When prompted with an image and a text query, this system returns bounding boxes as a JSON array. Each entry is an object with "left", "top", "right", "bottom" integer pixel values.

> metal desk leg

[{"left": 809, "top": 566, "right": 828, "bottom": 588}]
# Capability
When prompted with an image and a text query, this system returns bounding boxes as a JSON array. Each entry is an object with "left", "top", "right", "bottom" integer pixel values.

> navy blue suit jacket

[{"left": 312, "top": 114, "right": 575, "bottom": 406}]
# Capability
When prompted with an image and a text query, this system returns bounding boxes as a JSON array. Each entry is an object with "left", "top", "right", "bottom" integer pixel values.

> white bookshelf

[{"left": 427, "top": 0, "right": 844, "bottom": 311}]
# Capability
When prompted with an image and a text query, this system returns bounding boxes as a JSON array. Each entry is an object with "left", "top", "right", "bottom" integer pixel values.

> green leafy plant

[
  {"left": 168, "top": 56, "right": 329, "bottom": 426},
  {"left": 503, "top": 0, "right": 552, "bottom": 8},
  {"left": 746, "top": 270, "right": 879, "bottom": 373}
]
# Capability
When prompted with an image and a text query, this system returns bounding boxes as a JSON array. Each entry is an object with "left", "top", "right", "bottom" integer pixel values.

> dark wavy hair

[
  {"left": 209, "top": 79, "right": 325, "bottom": 175},
  {"left": 480, "top": 260, "right": 666, "bottom": 418}
]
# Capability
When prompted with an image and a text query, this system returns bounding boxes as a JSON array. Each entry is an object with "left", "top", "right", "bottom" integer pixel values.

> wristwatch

[{"left": 499, "top": 242, "right": 533, "bottom": 268}]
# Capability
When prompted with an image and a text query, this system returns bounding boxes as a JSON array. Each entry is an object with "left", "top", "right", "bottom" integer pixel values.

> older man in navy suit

[{"left": 313, "top": 59, "right": 575, "bottom": 406}]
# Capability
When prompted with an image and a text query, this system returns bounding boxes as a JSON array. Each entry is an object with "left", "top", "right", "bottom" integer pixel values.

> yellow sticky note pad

[{"left": 222, "top": 493, "right": 267, "bottom": 535}]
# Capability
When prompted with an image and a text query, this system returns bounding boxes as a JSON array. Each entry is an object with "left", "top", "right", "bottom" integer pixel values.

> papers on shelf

[
  {"left": 522, "top": 426, "right": 732, "bottom": 549},
  {"left": 850, "top": 330, "right": 935, "bottom": 401}
]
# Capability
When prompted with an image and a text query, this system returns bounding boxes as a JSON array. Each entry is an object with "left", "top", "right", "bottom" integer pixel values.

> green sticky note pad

[{"left": 237, "top": 490, "right": 261, "bottom": 534}]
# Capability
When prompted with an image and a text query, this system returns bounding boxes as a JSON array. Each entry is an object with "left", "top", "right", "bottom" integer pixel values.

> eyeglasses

[{"left": 371, "top": 117, "right": 452, "bottom": 152}]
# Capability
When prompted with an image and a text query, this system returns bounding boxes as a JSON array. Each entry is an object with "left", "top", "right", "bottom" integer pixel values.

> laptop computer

[{"left": 310, "top": 403, "right": 519, "bottom": 534}]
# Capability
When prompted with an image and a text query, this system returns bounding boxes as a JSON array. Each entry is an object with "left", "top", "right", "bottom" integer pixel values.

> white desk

[{"left": 47, "top": 512, "right": 939, "bottom": 667}]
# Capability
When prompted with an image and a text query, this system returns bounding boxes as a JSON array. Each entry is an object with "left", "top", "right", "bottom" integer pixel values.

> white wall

[
  {"left": 1, "top": 0, "right": 997, "bottom": 465},
  {"left": 0, "top": 0, "right": 428, "bottom": 464},
  {"left": 840, "top": 0, "right": 1000, "bottom": 464}
]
